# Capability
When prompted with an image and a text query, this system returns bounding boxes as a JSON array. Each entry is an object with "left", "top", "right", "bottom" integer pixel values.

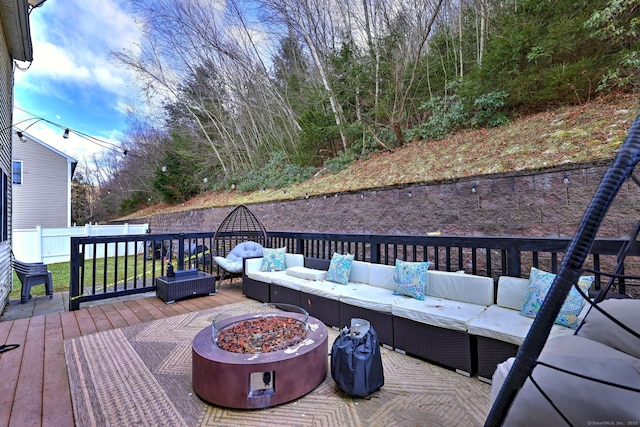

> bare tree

[
  {"left": 264, "top": 0, "right": 350, "bottom": 151},
  {"left": 113, "top": 0, "right": 305, "bottom": 178}
]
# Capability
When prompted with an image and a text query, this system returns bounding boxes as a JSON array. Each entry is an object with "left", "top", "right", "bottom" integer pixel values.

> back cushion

[
  {"left": 497, "top": 276, "right": 529, "bottom": 310},
  {"left": 284, "top": 253, "right": 304, "bottom": 268},
  {"left": 577, "top": 299, "right": 640, "bottom": 359},
  {"left": 244, "top": 257, "right": 263, "bottom": 273},
  {"left": 368, "top": 264, "right": 396, "bottom": 290},
  {"left": 349, "top": 260, "right": 370, "bottom": 284},
  {"left": 426, "top": 270, "right": 494, "bottom": 306}
]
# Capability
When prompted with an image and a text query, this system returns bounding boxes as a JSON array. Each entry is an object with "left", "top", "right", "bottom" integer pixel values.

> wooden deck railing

[{"left": 69, "top": 231, "right": 640, "bottom": 310}]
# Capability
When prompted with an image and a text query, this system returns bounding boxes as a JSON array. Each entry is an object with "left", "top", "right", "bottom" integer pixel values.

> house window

[
  {"left": 1, "top": 173, "right": 7, "bottom": 241},
  {"left": 12, "top": 160, "right": 22, "bottom": 185}
]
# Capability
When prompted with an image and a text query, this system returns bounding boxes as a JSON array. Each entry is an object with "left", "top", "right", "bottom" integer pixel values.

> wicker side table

[{"left": 156, "top": 270, "right": 216, "bottom": 303}]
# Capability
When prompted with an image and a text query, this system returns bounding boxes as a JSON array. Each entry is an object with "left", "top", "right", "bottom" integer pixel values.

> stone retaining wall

[{"left": 117, "top": 161, "right": 640, "bottom": 239}]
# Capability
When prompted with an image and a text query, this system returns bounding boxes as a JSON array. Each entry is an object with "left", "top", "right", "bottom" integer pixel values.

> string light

[{"left": 13, "top": 107, "right": 131, "bottom": 157}]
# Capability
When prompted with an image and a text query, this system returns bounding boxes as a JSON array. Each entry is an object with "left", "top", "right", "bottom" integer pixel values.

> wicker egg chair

[
  {"left": 486, "top": 111, "right": 640, "bottom": 426},
  {"left": 211, "top": 205, "right": 268, "bottom": 286}
]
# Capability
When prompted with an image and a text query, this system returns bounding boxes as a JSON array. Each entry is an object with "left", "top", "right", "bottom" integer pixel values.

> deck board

[
  {"left": 0, "top": 318, "right": 28, "bottom": 426},
  {"left": 122, "top": 299, "right": 156, "bottom": 324},
  {"left": 0, "top": 285, "right": 246, "bottom": 426},
  {"left": 86, "top": 305, "right": 114, "bottom": 332},
  {"left": 12, "top": 316, "right": 46, "bottom": 427},
  {"left": 59, "top": 310, "right": 81, "bottom": 340},
  {"left": 42, "top": 313, "right": 72, "bottom": 427},
  {"left": 108, "top": 301, "right": 143, "bottom": 327},
  {"left": 100, "top": 302, "right": 129, "bottom": 329},
  {"left": 73, "top": 308, "right": 98, "bottom": 336}
]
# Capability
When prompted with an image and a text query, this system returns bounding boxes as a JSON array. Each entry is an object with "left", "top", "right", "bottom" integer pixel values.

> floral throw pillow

[
  {"left": 393, "top": 260, "right": 430, "bottom": 300},
  {"left": 520, "top": 267, "right": 594, "bottom": 328},
  {"left": 260, "top": 247, "right": 287, "bottom": 272},
  {"left": 325, "top": 253, "right": 354, "bottom": 285}
]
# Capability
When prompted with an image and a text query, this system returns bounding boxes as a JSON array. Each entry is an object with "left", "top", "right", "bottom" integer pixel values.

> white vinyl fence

[{"left": 12, "top": 223, "right": 150, "bottom": 264}]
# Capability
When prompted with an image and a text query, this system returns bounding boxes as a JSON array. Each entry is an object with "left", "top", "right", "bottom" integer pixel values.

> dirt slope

[{"left": 120, "top": 94, "right": 640, "bottom": 220}]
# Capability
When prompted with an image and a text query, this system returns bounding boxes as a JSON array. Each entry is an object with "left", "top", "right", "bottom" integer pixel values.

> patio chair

[
  {"left": 211, "top": 204, "right": 268, "bottom": 283},
  {"left": 486, "top": 110, "right": 640, "bottom": 425},
  {"left": 11, "top": 258, "right": 53, "bottom": 304},
  {"left": 212, "top": 204, "right": 268, "bottom": 252},
  {"left": 213, "top": 241, "right": 264, "bottom": 287}
]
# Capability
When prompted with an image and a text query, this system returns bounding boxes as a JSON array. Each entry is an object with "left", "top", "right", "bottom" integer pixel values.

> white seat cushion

[
  {"left": 339, "top": 285, "right": 396, "bottom": 313},
  {"left": 271, "top": 273, "right": 313, "bottom": 291},
  {"left": 467, "top": 304, "right": 579, "bottom": 346},
  {"left": 392, "top": 296, "right": 488, "bottom": 331},
  {"left": 286, "top": 266, "right": 327, "bottom": 281},
  {"left": 246, "top": 270, "right": 290, "bottom": 284},
  {"left": 299, "top": 280, "right": 352, "bottom": 300}
]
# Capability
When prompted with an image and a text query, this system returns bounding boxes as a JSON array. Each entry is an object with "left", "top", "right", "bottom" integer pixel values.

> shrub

[
  {"left": 416, "top": 95, "right": 468, "bottom": 139},
  {"left": 471, "top": 91, "right": 511, "bottom": 128},
  {"left": 236, "top": 152, "right": 316, "bottom": 192},
  {"left": 324, "top": 150, "right": 357, "bottom": 173}
]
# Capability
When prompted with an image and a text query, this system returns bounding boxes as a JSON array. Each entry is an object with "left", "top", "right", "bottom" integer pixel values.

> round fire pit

[{"left": 192, "top": 303, "right": 328, "bottom": 409}]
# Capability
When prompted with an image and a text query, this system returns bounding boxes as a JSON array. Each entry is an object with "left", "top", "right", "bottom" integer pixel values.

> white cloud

[
  {"left": 17, "top": 0, "right": 142, "bottom": 99},
  {"left": 19, "top": 40, "right": 91, "bottom": 82},
  {"left": 91, "top": 65, "right": 127, "bottom": 93},
  {"left": 11, "top": 0, "right": 146, "bottom": 162}
]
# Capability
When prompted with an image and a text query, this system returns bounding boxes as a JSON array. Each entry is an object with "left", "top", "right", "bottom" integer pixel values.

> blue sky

[{"left": 13, "top": 0, "right": 142, "bottom": 162}]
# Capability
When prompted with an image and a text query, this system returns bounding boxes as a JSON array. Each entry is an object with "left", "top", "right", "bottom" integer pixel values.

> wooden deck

[{"left": 0, "top": 283, "right": 246, "bottom": 427}]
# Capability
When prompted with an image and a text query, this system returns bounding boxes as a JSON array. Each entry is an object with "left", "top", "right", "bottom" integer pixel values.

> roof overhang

[{"left": 0, "top": 0, "right": 33, "bottom": 62}]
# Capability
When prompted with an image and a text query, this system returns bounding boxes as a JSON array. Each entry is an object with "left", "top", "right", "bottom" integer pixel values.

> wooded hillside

[
  {"left": 117, "top": 94, "right": 638, "bottom": 220},
  {"left": 71, "top": 0, "right": 640, "bottom": 223}
]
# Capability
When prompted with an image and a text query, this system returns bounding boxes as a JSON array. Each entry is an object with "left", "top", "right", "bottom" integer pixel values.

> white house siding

[
  {"left": 0, "top": 17, "right": 13, "bottom": 309},
  {"left": 12, "top": 134, "right": 75, "bottom": 229}
]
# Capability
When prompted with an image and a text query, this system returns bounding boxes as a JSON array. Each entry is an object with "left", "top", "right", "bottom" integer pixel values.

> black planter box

[{"left": 156, "top": 270, "right": 216, "bottom": 303}]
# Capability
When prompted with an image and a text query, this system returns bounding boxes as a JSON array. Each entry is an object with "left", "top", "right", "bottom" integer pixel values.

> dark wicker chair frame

[
  {"left": 299, "top": 258, "right": 342, "bottom": 329},
  {"left": 486, "top": 112, "right": 640, "bottom": 425},
  {"left": 212, "top": 205, "right": 268, "bottom": 286}
]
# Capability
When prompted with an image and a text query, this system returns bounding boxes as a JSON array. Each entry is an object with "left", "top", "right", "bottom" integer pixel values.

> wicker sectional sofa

[
  {"left": 242, "top": 254, "right": 495, "bottom": 376},
  {"left": 242, "top": 254, "right": 632, "bottom": 398},
  {"left": 467, "top": 276, "right": 589, "bottom": 383}
]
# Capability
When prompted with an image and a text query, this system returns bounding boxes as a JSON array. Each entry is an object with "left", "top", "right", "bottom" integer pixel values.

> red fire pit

[{"left": 192, "top": 304, "right": 328, "bottom": 409}]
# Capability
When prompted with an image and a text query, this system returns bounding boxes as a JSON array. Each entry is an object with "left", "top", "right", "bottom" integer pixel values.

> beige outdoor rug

[{"left": 64, "top": 300, "right": 491, "bottom": 426}]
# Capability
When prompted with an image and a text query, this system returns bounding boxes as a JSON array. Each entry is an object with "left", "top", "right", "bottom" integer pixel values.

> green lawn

[{"left": 10, "top": 255, "right": 166, "bottom": 300}]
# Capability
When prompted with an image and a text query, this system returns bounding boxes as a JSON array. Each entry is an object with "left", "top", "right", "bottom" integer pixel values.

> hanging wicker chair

[
  {"left": 211, "top": 205, "right": 268, "bottom": 286},
  {"left": 486, "top": 112, "right": 640, "bottom": 426}
]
